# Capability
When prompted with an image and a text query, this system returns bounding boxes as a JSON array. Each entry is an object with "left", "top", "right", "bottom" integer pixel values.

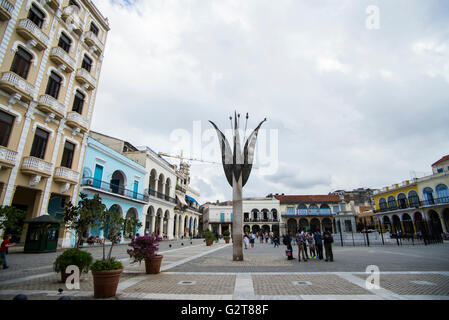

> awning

[
  {"left": 176, "top": 194, "right": 187, "bottom": 206},
  {"left": 186, "top": 195, "right": 199, "bottom": 205}
]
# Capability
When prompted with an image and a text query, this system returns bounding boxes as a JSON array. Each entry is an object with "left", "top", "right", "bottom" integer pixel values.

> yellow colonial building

[
  {"left": 373, "top": 155, "right": 449, "bottom": 237},
  {"left": 0, "top": 0, "right": 109, "bottom": 246}
]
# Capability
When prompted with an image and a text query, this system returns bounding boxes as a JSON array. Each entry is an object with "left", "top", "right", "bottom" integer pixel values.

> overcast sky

[{"left": 91, "top": 0, "right": 449, "bottom": 203}]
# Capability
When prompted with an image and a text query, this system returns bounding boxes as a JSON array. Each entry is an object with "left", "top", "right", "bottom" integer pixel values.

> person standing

[
  {"left": 0, "top": 235, "right": 15, "bottom": 269},
  {"left": 284, "top": 233, "right": 294, "bottom": 260},
  {"left": 323, "top": 229, "right": 334, "bottom": 262},
  {"left": 264, "top": 232, "right": 269, "bottom": 243},
  {"left": 273, "top": 233, "right": 279, "bottom": 247},
  {"left": 296, "top": 232, "right": 307, "bottom": 262},
  {"left": 301, "top": 229, "right": 309, "bottom": 260},
  {"left": 243, "top": 234, "right": 249, "bottom": 249},
  {"left": 314, "top": 230, "right": 324, "bottom": 260},
  {"left": 308, "top": 230, "right": 317, "bottom": 259},
  {"left": 250, "top": 232, "right": 256, "bottom": 248}
]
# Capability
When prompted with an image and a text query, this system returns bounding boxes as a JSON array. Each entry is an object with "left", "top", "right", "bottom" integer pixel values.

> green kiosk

[{"left": 24, "top": 214, "right": 60, "bottom": 253}]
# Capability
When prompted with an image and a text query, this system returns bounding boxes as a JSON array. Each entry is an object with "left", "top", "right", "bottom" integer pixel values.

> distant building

[{"left": 373, "top": 155, "right": 449, "bottom": 236}]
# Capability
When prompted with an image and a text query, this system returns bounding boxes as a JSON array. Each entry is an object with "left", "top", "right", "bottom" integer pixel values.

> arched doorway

[
  {"left": 320, "top": 204, "right": 331, "bottom": 215},
  {"left": 310, "top": 218, "right": 320, "bottom": 232},
  {"left": 124, "top": 207, "right": 139, "bottom": 238},
  {"left": 423, "top": 187, "right": 435, "bottom": 205},
  {"left": 149, "top": 169, "right": 157, "bottom": 193},
  {"left": 299, "top": 218, "right": 309, "bottom": 232},
  {"left": 392, "top": 215, "right": 402, "bottom": 233},
  {"left": 157, "top": 174, "right": 165, "bottom": 198},
  {"left": 261, "top": 225, "right": 270, "bottom": 234},
  {"left": 287, "top": 218, "right": 297, "bottom": 236},
  {"left": 272, "top": 224, "right": 280, "bottom": 235},
  {"left": 322, "top": 218, "right": 333, "bottom": 232},
  {"left": 244, "top": 212, "right": 249, "bottom": 222},
  {"left": 243, "top": 225, "right": 250, "bottom": 233},
  {"left": 261, "top": 209, "right": 269, "bottom": 221},
  {"left": 383, "top": 216, "right": 392, "bottom": 233},
  {"left": 443, "top": 208, "right": 449, "bottom": 233},
  {"left": 145, "top": 206, "right": 154, "bottom": 234},
  {"left": 436, "top": 184, "right": 449, "bottom": 203},
  {"left": 271, "top": 209, "right": 278, "bottom": 221},
  {"left": 252, "top": 225, "right": 260, "bottom": 233},
  {"left": 397, "top": 193, "right": 408, "bottom": 209},
  {"left": 402, "top": 213, "right": 413, "bottom": 235},
  {"left": 428, "top": 210, "right": 443, "bottom": 239},
  {"left": 251, "top": 209, "right": 259, "bottom": 221},
  {"left": 110, "top": 170, "right": 126, "bottom": 195},
  {"left": 408, "top": 191, "right": 420, "bottom": 207},
  {"left": 413, "top": 212, "right": 424, "bottom": 235}
]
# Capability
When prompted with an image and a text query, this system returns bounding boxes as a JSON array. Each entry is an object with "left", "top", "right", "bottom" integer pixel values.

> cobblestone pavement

[{"left": 1, "top": 241, "right": 449, "bottom": 300}]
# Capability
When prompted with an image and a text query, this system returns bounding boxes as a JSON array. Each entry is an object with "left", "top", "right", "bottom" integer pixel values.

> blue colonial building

[{"left": 71, "top": 135, "right": 148, "bottom": 246}]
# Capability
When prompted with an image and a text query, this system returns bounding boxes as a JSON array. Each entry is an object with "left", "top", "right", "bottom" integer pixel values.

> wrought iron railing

[
  {"left": 81, "top": 177, "right": 148, "bottom": 202},
  {"left": 0, "top": 0, "right": 14, "bottom": 15},
  {"left": 147, "top": 187, "right": 176, "bottom": 204},
  {"left": 244, "top": 218, "right": 279, "bottom": 222},
  {"left": 375, "top": 196, "right": 449, "bottom": 213}
]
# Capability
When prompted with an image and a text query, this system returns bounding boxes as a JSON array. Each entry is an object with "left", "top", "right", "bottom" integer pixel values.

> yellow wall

[{"left": 374, "top": 184, "right": 419, "bottom": 210}]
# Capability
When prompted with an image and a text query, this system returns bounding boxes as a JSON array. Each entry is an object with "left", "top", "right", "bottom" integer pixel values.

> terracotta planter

[
  {"left": 206, "top": 239, "right": 213, "bottom": 246},
  {"left": 224, "top": 238, "right": 230, "bottom": 244},
  {"left": 144, "top": 255, "right": 163, "bottom": 274},
  {"left": 92, "top": 269, "right": 123, "bottom": 298}
]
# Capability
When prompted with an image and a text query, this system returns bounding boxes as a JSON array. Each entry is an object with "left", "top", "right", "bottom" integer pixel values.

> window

[
  {"left": 10, "top": 47, "right": 32, "bottom": 79},
  {"left": 333, "top": 206, "right": 339, "bottom": 213},
  {"left": 45, "top": 72, "right": 62, "bottom": 99},
  {"left": 81, "top": 55, "right": 92, "bottom": 72},
  {"left": 58, "top": 33, "right": 72, "bottom": 53},
  {"left": 286, "top": 207, "right": 294, "bottom": 215},
  {"left": 437, "top": 168, "right": 443, "bottom": 173},
  {"left": 60, "top": 141, "right": 75, "bottom": 168},
  {"left": 90, "top": 22, "right": 99, "bottom": 36},
  {"left": 0, "top": 111, "right": 15, "bottom": 147},
  {"left": 30, "top": 128, "right": 49, "bottom": 159},
  {"left": 72, "top": 90, "right": 85, "bottom": 114},
  {"left": 27, "top": 4, "right": 45, "bottom": 28}
]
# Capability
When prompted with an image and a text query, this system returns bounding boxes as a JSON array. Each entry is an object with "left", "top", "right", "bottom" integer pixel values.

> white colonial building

[{"left": 203, "top": 197, "right": 281, "bottom": 236}]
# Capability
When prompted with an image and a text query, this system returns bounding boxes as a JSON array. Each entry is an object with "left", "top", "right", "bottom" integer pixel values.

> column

[
  {"left": 167, "top": 212, "right": 174, "bottom": 240},
  {"left": 218, "top": 223, "right": 222, "bottom": 235},
  {"left": 150, "top": 213, "right": 156, "bottom": 234},
  {"left": 159, "top": 213, "right": 164, "bottom": 236},
  {"left": 439, "top": 213, "right": 448, "bottom": 233},
  {"left": 229, "top": 224, "right": 232, "bottom": 238},
  {"left": 174, "top": 214, "right": 178, "bottom": 239},
  {"left": 180, "top": 215, "right": 185, "bottom": 238}
]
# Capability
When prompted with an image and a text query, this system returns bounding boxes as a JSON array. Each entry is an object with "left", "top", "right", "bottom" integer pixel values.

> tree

[
  {"left": 0, "top": 206, "right": 27, "bottom": 242},
  {"left": 62, "top": 193, "right": 106, "bottom": 249},
  {"left": 124, "top": 215, "right": 142, "bottom": 237},
  {"left": 97, "top": 205, "right": 125, "bottom": 262}
]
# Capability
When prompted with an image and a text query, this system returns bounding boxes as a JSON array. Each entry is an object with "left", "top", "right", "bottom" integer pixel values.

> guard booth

[{"left": 24, "top": 214, "right": 60, "bottom": 253}]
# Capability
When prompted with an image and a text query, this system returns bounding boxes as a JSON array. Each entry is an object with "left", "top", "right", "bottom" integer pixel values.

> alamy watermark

[
  {"left": 365, "top": 265, "right": 380, "bottom": 289},
  {"left": 366, "top": 5, "right": 380, "bottom": 30}
]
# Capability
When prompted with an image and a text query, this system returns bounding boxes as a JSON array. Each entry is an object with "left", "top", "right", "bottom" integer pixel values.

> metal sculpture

[{"left": 209, "top": 112, "right": 266, "bottom": 261}]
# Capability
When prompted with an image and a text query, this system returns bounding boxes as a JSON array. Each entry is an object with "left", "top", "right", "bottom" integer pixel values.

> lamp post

[{"left": 209, "top": 112, "right": 266, "bottom": 261}]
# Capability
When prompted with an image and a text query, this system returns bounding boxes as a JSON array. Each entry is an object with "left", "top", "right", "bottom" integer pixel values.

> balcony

[
  {"left": 0, "top": 0, "right": 14, "bottom": 21},
  {"left": 37, "top": 94, "right": 66, "bottom": 119},
  {"left": 0, "top": 72, "right": 36, "bottom": 102},
  {"left": 53, "top": 167, "right": 80, "bottom": 184},
  {"left": 84, "top": 31, "right": 104, "bottom": 53},
  {"left": 16, "top": 19, "right": 50, "bottom": 51},
  {"left": 61, "top": 6, "right": 84, "bottom": 36},
  {"left": 75, "top": 68, "right": 96, "bottom": 90},
  {"left": 244, "top": 218, "right": 279, "bottom": 223},
  {"left": 148, "top": 188, "right": 176, "bottom": 204},
  {"left": 0, "top": 146, "right": 18, "bottom": 169},
  {"left": 81, "top": 177, "right": 149, "bottom": 203},
  {"left": 66, "top": 111, "right": 89, "bottom": 132},
  {"left": 46, "top": 0, "right": 60, "bottom": 11},
  {"left": 50, "top": 47, "right": 76, "bottom": 73},
  {"left": 21, "top": 156, "right": 53, "bottom": 178}
]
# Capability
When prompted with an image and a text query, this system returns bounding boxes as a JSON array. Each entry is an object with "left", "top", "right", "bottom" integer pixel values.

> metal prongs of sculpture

[{"left": 209, "top": 112, "right": 266, "bottom": 261}]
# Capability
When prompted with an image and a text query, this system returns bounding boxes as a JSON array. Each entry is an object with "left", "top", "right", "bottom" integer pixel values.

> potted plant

[
  {"left": 127, "top": 233, "right": 163, "bottom": 274},
  {"left": 54, "top": 248, "right": 93, "bottom": 282},
  {"left": 56, "top": 193, "right": 100, "bottom": 282},
  {"left": 205, "top": 230, "right": 215, "bottom": 246},
  {"left": 91, "top": 204, "right": 125, "bottom": 298},
  {"left": 223, "top": 230, "right": 231, "bottom": 244}
]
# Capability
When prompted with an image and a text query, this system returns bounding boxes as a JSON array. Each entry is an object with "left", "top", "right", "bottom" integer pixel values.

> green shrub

[
  {"left": 205, "top": 230, "right": 215, "bottom": 241},
  {"left": 54, "top": 248, "right": 93, "bottom": 273},
  {"left": 91, "top": 258, "right": 123, "bottom": 271},
  {"left": 223, "top": 230, "right": 230, "bottom": 237}
]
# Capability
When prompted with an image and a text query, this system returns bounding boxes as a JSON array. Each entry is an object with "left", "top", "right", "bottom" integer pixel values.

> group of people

[
  {"left": 243, "top": 231, "right": 280, "bottom": 249},
  {"left": 283, "top": 229, "right": 334, "bottom": 262}
]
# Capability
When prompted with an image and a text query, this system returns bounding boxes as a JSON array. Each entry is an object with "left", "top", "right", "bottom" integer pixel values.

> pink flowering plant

[{"left": 127, "top": 234, "right": 163, "bottom": 263}]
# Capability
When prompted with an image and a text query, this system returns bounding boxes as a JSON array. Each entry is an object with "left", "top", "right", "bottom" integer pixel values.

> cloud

[{"left": 91, "top": 0, "right": 449, "bottom": 203}]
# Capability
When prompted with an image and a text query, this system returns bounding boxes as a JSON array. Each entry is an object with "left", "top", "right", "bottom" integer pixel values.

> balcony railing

[
  {"left": 375, "top": 196, "right": 449, "bottom": 213},
  {"left": 244, "top": 218, "right": 279, "bottom": 223},
  {"left": 54, "top": 167, "right": 80, "bottom": 184},
  {"left": 148, "top": 188, "right": 176, "bottom": 204},
  {"left": 21, "top": 156, "right": 53, "bottom": 177},
  {"left": 61, "top": 6, "right": 84, "bottom": 35},
  {"left": 281, "top": 210, "right": 335, "bottom": 217},
  {"left": 0, "top": 0, "right": 14, "bottom": 21},
  {"left": 0, "top": 72, "right": 36, "bottom": 101},
  {"left": 84, "top": 31, "right": 104, "bottom": 52},
  {"left": 75, "top": 68, "right": 96, "bottom": 90},
  {"left": 38, "top": 94, "right": 66, "bottom": 118},
  {"left": 66, "top": 111, "right": 89, "bottom": 131},
  {"left": 50, "top": 47, "right": 76, "bottom": 72},
  {"left": 16, "top": 19, "right": 50, "bottom": 50},
  {"left": 0, "top": 146, "right": 18, "bottom": 168},
  {"left": 81, "top": 177, "right": 149, "bottom": 202}
]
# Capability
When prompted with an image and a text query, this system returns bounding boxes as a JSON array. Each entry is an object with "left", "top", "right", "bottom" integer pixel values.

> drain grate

[
  {"left": 410, "top": 280, "right": 436, "bottom": 286},
  {"left": 177, "top": 280, "right": 197, "bottom": 286},
  {"left": 292, "top": 281, "right": 312, "bottom": 286}
]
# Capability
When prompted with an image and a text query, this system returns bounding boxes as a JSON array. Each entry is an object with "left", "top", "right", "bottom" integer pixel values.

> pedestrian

[
  {"left": 296, "top": 232, "right": 307, "bottom": 262},
  {"left": 284, "top": 233, "right": 294, "bottom": 260},
  {"left": 308, "top": 231, "right": 317, "bottom": 259},
  {"left": 215, "top": 232, "right": 219, "bottom": 243},
  {"left": 264, "top": 232, "right": 269, "bottom": 243},
  {"left": 270, "top": 231, "right": 274, "bottom": 244},
  {"left": 0, "top": 235, "right": 15, "bottom": 269},
  {"left": 273, "top": 234, "right": 279, "bottom": 247},
  {"left": 314, "top": 230, "right": 324, "bottom": 260},
  {"left": 301, "top": 229, "right": 310, "bottom": 260},
  {"left": 250, "top": 232, "right": 255, "bottom": 248},
  {"left": 323, "top": 229, "right": 334, "bottom": 262},
  {"left": 259, "top": 232, "right": 264, "bottom": 244},
  {"left": 243, "top": 234, "right": 249, "bottom": 249}
]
